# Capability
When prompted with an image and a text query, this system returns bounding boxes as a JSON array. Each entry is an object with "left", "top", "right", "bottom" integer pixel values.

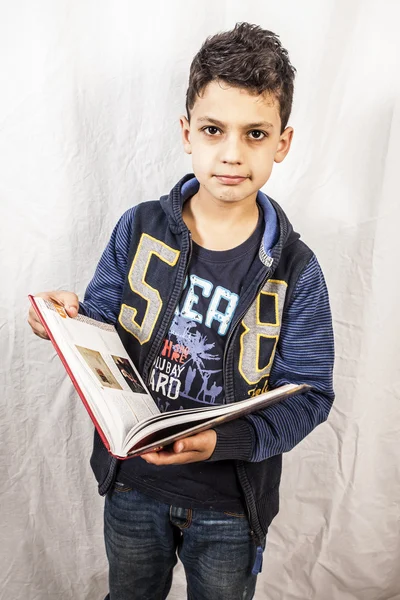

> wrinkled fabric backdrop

[{"left": 1, "top": 1, "right": 400, "bottom": 598}]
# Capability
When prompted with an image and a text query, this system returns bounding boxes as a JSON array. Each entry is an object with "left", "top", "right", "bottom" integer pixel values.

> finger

[
  {"left": 27, "top": 312, "right": 49, "bottom": 339},
  {"left": 141, "top": 448, "right": 176, "bottom": 462},
  {"left": 47, "top": 291, "right": 79, "bottom": 317},
  {"left": 172, "top": 433, "right": 204, "bottom": 453},
  {"left": 173, "top": 439, "right": 190, "bottom": 453},
  {"left": 141, "top": 450, "right": 203, "bottom": 466},
  {"left": 34, "top": 291, "right": 80, "bottom": 318},
  {"left": 173, "top": 430, "right": 217, "bottom": 457}
]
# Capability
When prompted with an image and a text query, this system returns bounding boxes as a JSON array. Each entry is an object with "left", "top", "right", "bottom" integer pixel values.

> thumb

[
  {"left": 174, "top": 436, "right": 197, "bottom": 453},
  {"left": 174, "top": 440, "right": 187, "bottom": 453},
  {"left": 48, "top": 291, "right": 79, "bottom": 318}
]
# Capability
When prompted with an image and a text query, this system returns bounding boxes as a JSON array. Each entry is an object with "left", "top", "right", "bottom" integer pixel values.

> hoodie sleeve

[
  {"left": 78, "top": 208, "right": 135, "bottom": 324},
  {"left": 209, "top": 254, "right": 335, "bottom": 462}
]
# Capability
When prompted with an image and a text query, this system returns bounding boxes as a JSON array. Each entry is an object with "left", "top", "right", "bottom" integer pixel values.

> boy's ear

[
  {"left": 180, "top": 116, "right": 192, "bottom": 155},
  {"left": 274, "top": 126, "right": 294, "bottom": 163}
]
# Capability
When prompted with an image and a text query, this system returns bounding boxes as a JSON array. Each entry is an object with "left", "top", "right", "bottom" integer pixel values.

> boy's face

[{"left": 180, "top": 80, "right": 293, "bottom": 205}]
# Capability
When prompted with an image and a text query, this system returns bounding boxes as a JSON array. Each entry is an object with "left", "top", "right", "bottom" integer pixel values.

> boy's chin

[
  {"left": 212, "top": 189, "right": 257, "bottom": 205},
  {"left": 209, "top": 180, "right": 259, "bottom": 204}
]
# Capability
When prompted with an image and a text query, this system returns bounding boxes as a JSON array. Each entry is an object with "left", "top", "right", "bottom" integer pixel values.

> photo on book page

[
  {"left": 111, "top": 356, "right": 147, "bottom": 394},
  {"left": 75, "top": 346, "right": 123, "bottom": 390}
]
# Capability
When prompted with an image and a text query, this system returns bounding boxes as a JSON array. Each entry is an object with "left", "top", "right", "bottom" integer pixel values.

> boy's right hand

[{"left": 28, "top": 291, "right": 79, "bottom": 340}]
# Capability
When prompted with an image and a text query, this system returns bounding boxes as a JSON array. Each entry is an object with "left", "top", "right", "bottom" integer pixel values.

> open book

[{"left": 29, "top": 296, "right": 310, "bottom": 459}]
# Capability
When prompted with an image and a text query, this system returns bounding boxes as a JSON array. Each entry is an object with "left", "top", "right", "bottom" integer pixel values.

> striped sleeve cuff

[{"left": 207, "top": 419, "right": 255, "bottom": 462}]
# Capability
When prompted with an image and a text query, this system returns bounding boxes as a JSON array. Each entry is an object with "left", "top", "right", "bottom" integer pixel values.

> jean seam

[
  {"left": 113, "top": 485, "right": 133, "bottom": 493},
  {"left": 223, "top": 511, "right": 246, "bottom": 518},
  {"left": 180, "top": 508, "right": 192, "bottom": 529}
]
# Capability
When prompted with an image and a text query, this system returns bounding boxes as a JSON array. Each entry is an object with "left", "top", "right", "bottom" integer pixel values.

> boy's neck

[{"left": 182, "top": 185, "right": 260, "bottom": 251}]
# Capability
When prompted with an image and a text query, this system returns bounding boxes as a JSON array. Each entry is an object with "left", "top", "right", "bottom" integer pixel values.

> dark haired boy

[{"left": 29, "top": 22, "right": 334, "bottom": 600}]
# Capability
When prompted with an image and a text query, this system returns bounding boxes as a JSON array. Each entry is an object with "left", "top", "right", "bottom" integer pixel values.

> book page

[{"left": 33, "top": 298, "right": 159, "bottom": 455}]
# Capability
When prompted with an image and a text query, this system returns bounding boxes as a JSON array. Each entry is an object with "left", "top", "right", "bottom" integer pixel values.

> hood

[{"left": 159, "top": 174, "right": 299, "bottom": 269}]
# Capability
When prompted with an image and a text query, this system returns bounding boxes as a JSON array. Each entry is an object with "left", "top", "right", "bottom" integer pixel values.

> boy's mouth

[{"left": 214, "top": 175, "right": 248, "bottom": 185}]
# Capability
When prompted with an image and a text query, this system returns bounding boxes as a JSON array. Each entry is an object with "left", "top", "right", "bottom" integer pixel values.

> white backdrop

[{"left": 1, "top": 1, "right": 400, "bottom": 599}]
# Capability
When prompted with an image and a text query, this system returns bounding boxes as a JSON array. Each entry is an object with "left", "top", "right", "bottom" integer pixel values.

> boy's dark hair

[{"left": 186, "top": 22, "right": 296, "bottom": 133}]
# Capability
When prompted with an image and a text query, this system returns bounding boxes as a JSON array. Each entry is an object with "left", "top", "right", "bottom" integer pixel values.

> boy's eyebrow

[{"left": 196, "top": 116, "right": 274, "bottom": 129}]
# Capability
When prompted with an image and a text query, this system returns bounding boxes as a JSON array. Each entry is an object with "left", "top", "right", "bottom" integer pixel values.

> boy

[{"left": 28, "top": 22, "right": 334, "bottom": 600}]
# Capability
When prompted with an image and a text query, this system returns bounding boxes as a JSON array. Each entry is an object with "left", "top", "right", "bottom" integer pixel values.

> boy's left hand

[{"left": 140, "top": 430, "right": 217, "bottom": 465}]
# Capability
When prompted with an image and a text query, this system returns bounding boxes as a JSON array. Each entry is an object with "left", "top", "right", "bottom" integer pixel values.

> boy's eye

[
  {"left": 203, "top": 126, "right": 221, "bottom": 135},
  {"left": 248, "top": 130, "right": 266, "bottom": 140}
]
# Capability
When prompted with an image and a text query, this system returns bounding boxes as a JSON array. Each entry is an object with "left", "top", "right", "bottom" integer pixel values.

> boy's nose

[{"left": 220, "top": 137, "right": 244, "bottom": 165}]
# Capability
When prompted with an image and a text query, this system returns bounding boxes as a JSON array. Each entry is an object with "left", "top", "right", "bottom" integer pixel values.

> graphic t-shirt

[{"left": 118, "top": 209, "right": 264, "bottom": 510}]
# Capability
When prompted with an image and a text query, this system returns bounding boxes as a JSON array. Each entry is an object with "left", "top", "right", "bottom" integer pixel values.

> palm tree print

[{"left": 170, "top": 314, "right": 220, "bottom": 371}]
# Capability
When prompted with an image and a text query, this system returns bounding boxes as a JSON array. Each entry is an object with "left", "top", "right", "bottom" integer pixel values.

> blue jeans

[{"left": 103, "top": 482, "right": 265, "bottom": 600}]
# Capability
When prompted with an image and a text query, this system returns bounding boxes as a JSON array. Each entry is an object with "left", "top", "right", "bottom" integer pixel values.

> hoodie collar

[{"left": 160, "top": 174, "right": 290, "bottom": 266}]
